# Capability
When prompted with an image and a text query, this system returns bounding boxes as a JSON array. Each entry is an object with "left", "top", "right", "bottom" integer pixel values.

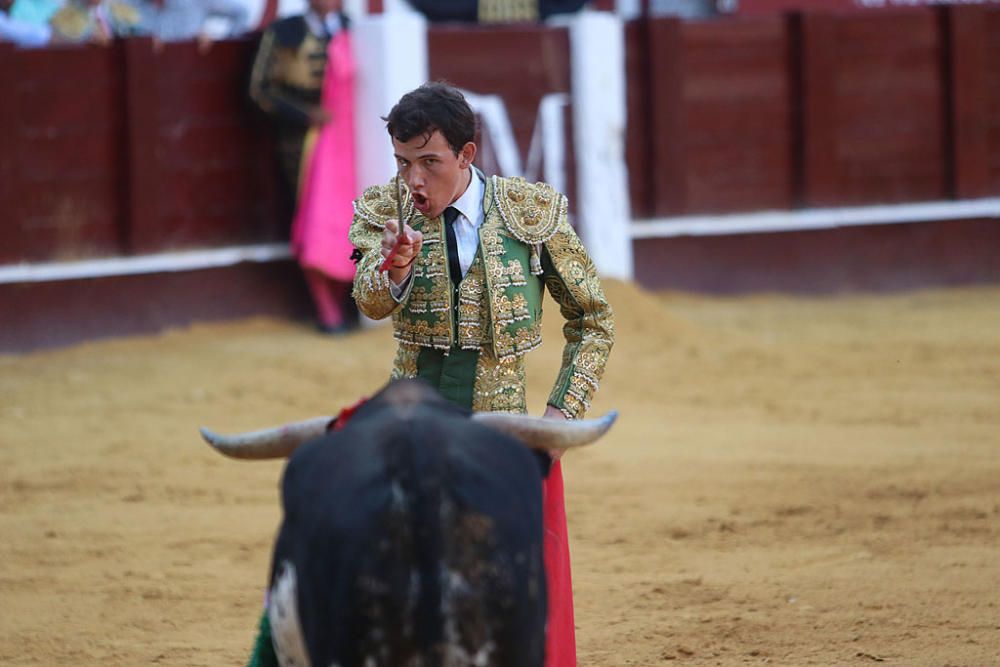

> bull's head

[{"left": 200, "top": 383, "right": 617, "bottom": 460}]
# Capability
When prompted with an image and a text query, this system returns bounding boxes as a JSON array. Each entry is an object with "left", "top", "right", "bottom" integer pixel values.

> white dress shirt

[
  {"left": 447, "top": 169, "right": 485, "bottom": 278},
  {"left": 390, "top": 169, "right": 485, "bottom": 298}
]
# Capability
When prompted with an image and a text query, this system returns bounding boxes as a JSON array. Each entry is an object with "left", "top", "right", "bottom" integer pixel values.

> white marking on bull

[
  {"left": 441, "top": 566, "right": 496, "bottom": 667},
  {"left": 268, "top": 561, "right": 310, "bottom": 667}
]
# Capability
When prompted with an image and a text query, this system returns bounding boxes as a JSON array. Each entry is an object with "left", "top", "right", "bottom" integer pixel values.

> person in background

[
  {"left": 1, "top": 0, "right": 53, "bottom": 45},
  {"left": 49, "top": 0, "right": 142, "bottom": 43},
  {"left": 8, "top": 0, "right": 63, "bottom": 30},
  {"left": 139, "top": 0, "right": 248, "bottom": 49},
  {"left": 404, "top": 0, "right": 589, "bottom": 23},
  {"left": 249, "top": 0, "right": 358, "bottom": 335}
]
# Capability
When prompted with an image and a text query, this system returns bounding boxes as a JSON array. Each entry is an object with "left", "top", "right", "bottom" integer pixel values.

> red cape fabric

[
  {"left": 291, "top": 31, "right": 357, "bottom": 282},
  {"left": 543, "top": 460, "right": 577, "bottom": 666}
]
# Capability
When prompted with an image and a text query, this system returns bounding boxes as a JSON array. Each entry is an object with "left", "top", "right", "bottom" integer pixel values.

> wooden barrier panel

[
  {"left": 633, "top": 217, "right": 1000, "bottom": 293},
  {"left": 3, "top": 16, "right": 998, "bottom": 275},
  {"left": 0, "top": 261, "right": 311, "bottom": 353},
  {"left": 950, "top": 5, "right": 1000, "bottom": 199},
  {"left": 124, "top": 38, "right": 284, "bottom": 254},
  {"left": 624, "top": 19, "right": 653, "bottom": 218},
  {"left": 647, "top": 16, "right": 795, "bottom": 216},
  {"left": 0, "top": 45, "right": 13, "bottom": 262},
  {"left": 647, "top": 18, "right": 685, "bottom": 215},
  {"left": 801, "top": 9, "right": 949, "bottom": 206},
  {"left": 427, "top": 24, "right": 576, "bottom": 206},
  {"left": 0, "top": 44, "right": 128, "bottom": 263}
]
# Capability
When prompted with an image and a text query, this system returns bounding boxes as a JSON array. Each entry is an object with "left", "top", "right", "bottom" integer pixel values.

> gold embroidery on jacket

[
  {"left": 457, "top": 259, "right": 487, "bottom": 351},
  {"left": 494, "top": 325, "right": 543, "bottom": 363},
  {"left": 348, "top": 182, "right": 417, "bottom": 321},
  {"left": 492, "top": 176, "right": 562, "bottom": 245},
  {"left": 542, "top": 215, "right": 615, "bottom": 419},
  {"left": 354, "top": 182, "right": 415, "bottom": 228},
  {"left": 478, "top": 0, "right": 538, "bottom": 23},
  {"left": 480, "top": 208, "right": 542, "bottom": 362},
  {"left": 406, "top": 286, "right": 442, "bottom": 316},
  {"left": 491, "top": 258, "right": 528, "bottom": 290},
  {"left": 391, "top": 345, "right": 420, "bottom": 379},
  {"left": 355, "top": 174, "right": 614, "bottom": 418},
  {"left": 389, "top": 215, "right": 454, "bottom": 350},
  {"left": 472, "top": 356, "right": 527, "bottom": 414},
  {"left": 493, "top": 293, "right": 531, "bottom": 327},
  {"left": 413, "top": 239, "right": 445, "bottom": 280},
  {"left": 393, "top": 318, "right": 451, "bottom": 350}
]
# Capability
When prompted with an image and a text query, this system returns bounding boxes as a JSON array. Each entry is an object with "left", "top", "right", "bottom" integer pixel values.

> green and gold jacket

[{"left": 349, "top": 174, "right": 614, "bottom": 419}]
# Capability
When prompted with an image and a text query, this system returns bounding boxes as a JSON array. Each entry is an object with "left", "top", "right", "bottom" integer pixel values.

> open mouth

[{"left": 410, "top": 192, "right": 429, "bottom": 213}]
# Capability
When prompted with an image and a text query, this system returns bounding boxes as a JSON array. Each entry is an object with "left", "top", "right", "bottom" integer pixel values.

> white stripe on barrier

[
  {"left": 0, "top": 243, "right": 292, "bottom": 285},
  {"left": 631, "top": 197, "right": 1000, "bottom": 239},
  {"left": 4, "top": 198, "right": 999, "bottom": 285}
]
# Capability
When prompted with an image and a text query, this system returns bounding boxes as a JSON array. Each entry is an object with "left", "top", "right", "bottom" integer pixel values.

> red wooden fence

[
  {"left": 646, "top": 15, "right": 795, "bottom": 215},
  {"left": 0, "top": 44, "right": 128, "bottom": 263},
  {"left": 2, "top": 8, "right": 1000, "bottom": 267},
  {"left": 950, "top": 5, "right": 1000, "bottom": 199},
  {"left": 0, "top": 38, "right": 283, "bottom": 265},
  {"left": 124, "top": 38, "right": 283, "bottom": 253},
  {"left": 800, "top": 9, "right": 948, "bottom": 206},
  {"left": 628, "top": 5, "right": 1000, "bottom": 219}
]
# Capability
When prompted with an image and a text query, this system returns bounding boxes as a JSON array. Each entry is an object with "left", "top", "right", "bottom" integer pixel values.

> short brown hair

[{"left": 383, "top": 82, "right": 477, "bottom": 155}]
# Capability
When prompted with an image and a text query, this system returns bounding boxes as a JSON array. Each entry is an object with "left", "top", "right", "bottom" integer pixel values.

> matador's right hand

[{"left": 382, "top": 219, "right": 423, "bottom": 285}]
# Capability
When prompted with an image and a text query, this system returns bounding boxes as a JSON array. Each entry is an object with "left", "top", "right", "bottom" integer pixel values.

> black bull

[{"left": 201, "top": 378, "right": 617, "bottom": 667}]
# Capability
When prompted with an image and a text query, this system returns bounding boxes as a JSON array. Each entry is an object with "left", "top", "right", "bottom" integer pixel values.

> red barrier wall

[
  {"left": 633, "top": 218, "right": 1000, "bottom": 293},
  {"left": 626, "top": 5, "right": 1000, "bottom": 218},
  {"left": 2, "top": 11, "right": 999, "bottom": 301},
  {"left": 801, "top": 9, "right": 949, "bottom": 206},
  {"left": 646, "top": 15, "right": 796, "bottom": 216},
  {"left": 950, "top": 5, "right": 1000, "bottom": 199},
  {"left": 624, "top": 18, "right": 653, "bottom": 218},
  {"left": 0, "top": 38, "right": 284, "bottom": 265},
  {"left": 124, "top": 38, "right": 284, "bottom": 253},
  {"left": 4, "top": 13, "right": 1000, "bottom": 267},
  {"left": 0, "top": 44, "right": 128, "bottom": 263}
]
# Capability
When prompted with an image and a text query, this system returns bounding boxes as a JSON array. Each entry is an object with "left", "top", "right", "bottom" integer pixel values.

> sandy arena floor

[{"left": 1, "top": 280, "right": 998, "bottom": 666}]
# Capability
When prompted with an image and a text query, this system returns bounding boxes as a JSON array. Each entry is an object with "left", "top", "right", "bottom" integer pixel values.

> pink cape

[
  {"left": 291, "top": 31, "right": 357, "bottom": 282},
  {"left": 543, "top": 460, "right": 577, "bottom": 666}
]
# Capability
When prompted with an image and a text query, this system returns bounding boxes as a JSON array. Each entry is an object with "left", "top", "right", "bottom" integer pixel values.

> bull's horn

[
  {"left": 199, "top": 416, "right": 332, "bottom": 460},
  {"left": 472, "top": 410, "right": 618, "bottom": 451}
]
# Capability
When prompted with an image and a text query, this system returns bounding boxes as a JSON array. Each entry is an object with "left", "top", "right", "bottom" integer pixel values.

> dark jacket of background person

[{"left": 248, "top": 10, "right": 349, "bottom": 195}]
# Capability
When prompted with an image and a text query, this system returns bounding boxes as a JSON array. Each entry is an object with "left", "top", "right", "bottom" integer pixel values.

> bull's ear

[
  {"left": 472, "top": 410, "right": 618, "bottom": 451},
  {"left": 199, "top": 416, "right": 333, "bottom": 460}
]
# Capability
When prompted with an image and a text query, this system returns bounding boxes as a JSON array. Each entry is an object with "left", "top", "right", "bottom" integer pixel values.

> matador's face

[{"left": 392, "top": 130, "right": 476, "bottom": 221}]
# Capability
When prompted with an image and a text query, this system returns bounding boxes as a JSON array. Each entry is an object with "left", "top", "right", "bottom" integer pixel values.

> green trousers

[
  {"left": 247, "top": 612, "right": 278, "bottom": 667},
  {"left": 415, "top": 347, "right": 479, "bottom": 409}
]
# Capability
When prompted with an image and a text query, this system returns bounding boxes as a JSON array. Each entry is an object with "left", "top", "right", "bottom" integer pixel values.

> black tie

[{"left": 443, "top": 206, "right": 462, "bottom": 286}]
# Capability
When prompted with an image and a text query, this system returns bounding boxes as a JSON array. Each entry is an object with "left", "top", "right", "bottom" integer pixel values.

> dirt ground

[{"left": 2, "top": 280, "right": 998, "bottom": 666}]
